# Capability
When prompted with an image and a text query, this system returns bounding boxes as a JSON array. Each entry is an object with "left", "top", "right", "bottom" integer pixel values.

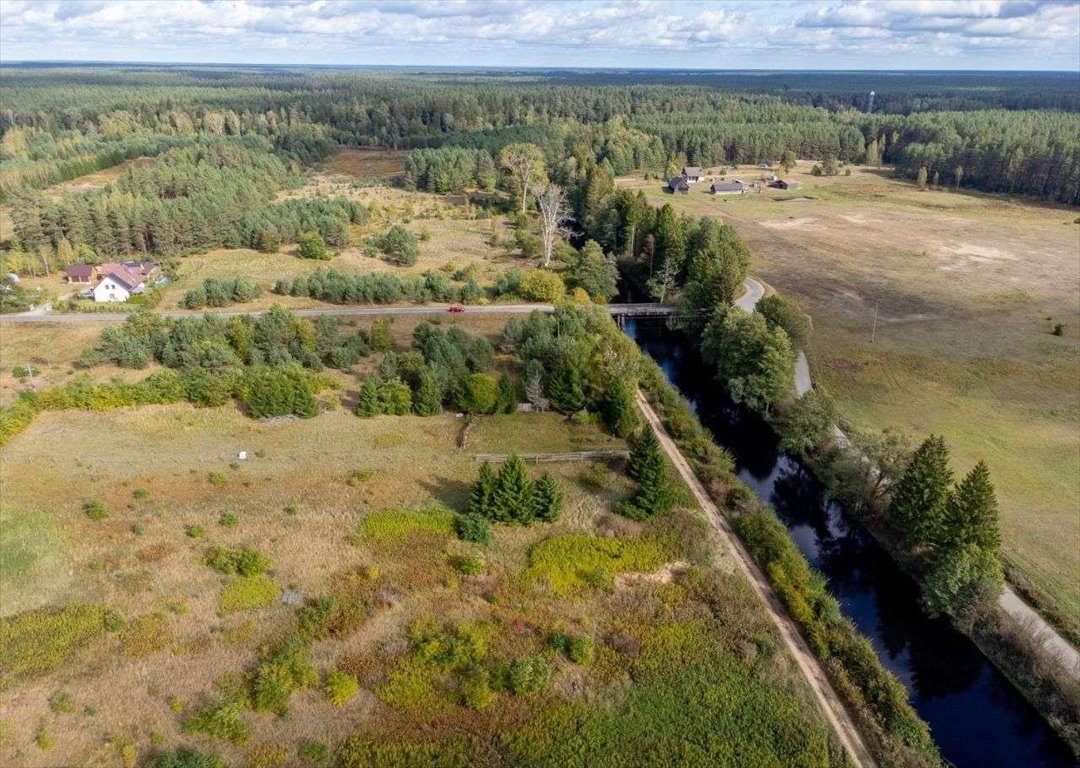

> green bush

[
  {"left": 48, "top": 690, "right": 75, "bottom": 714},
  {"left": 519, "top": 269, "right": 565, "bottom": 303},
  {"left": 252, "top": 637, "right": 318, "bottom": 714},
  {"left": 183, "top": 700, "right": 251, "bottom": 744},
  {"left": 83, "top": 499, "right": 109, "bottom": 521},
  {"left": 297, "top": 231, "right": 331, "bottom": 260},
  {"left": 205, "top": 545, "right": 271, "bottom": 577},
  {"left": 507, "top": 655, "right": 551, "bottom": 697},
  {"left": 220, "top": 575, "right": 280, "bottom": 613},
  {"left": 370, "top": 224, "right": 419, "bottom": 266},
  {"left": 324, "top": 670, "right": 360, "bottom": 706},
  {"left": 452, "top": 553, "right": 485, "bottom": 576},
  {"left": 218, "top": 511, "right": 239, "bottom": 528},
  {"left": 454, "top": 513, "right": 491, "bottom": 545},
  {"left": 457, "top": 372, "right": 499, "bottom": 414}
]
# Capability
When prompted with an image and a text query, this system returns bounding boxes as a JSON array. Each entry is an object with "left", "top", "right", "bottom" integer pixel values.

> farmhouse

[
  {"left": 668, "top": 175, "right": 690, "bottom": 194},
  {"left": 91, "top": 262, "right": 158, "bottom": 303},
  {"left": 66, "top": 264, "right": 94, "bottom": 284},
  {"left": 774, "top": 178, "right": 801, "bottom": 190},
  {"left": 681, "top": 166, "right": 703, "bottom": 182},
  {"left": 711, "top": 180, "right": 747, "bottom": 195}
]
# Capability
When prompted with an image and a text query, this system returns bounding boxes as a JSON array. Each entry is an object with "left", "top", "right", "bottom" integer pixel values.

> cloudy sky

[{"left": 1, "top": 0, "right": 1078, "bottom": 71}]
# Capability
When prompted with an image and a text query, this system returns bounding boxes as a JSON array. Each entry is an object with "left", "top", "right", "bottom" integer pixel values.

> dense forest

[{"left": 2, "top": 66, "right": 1078, "bottom": 210}]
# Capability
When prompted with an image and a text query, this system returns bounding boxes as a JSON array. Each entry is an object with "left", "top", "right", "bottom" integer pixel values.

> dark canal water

[{"left": 624, "top": 318, "right": 1077, "bottom": 768}]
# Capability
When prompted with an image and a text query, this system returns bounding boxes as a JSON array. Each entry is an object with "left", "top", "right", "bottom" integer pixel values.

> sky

[{"left": 1, "top": 0, "right": 1078, "bottom": 71}]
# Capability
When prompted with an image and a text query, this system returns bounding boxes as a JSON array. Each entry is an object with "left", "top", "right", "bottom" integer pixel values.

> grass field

[
  {"left": 619, "top": 164, "right": 1080, "bottom": 632},
  {"left": 0, "top": 402, "right": 842, "bottom": 767}
]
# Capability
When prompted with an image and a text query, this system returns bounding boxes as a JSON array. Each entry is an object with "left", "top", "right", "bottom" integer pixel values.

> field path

[{"left": 635, "top": 389, "right": 876, "bottom": 768}]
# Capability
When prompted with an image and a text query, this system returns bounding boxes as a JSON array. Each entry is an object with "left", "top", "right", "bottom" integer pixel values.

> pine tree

[
  {"left": 469, "top": 462, "right": 498, "bottom": 519},
  {"left": 627, "top": 425, "right": 661, "bottom": 483},
  {"left": 546, "top": 359, "right": 585, "bottom": 413},
  {"left": 532, "top": 472, "right": 563, "bottom": 523},
  {"left": 888, "top": 434, "right": 953, "bottom": 551},
  {"left": 494, "top": 454, "right": 534, "bottom": 524},
  {"left": 604, "top": 379, "right": 639, "bottom": 438},
  {"left": 939, "top": 460, "right": 1001, "bottom": 555},
  {"left": 356, "top": 376, "right": 382, "bottom": 417},
  {"left": 495, "top": 372, "right": 518, "bottom": 414},
  {"left": 414, "top": 369, "right": 443, "bottom": 416},
  {"left": 621, "top": 425, "right": 675, "bottom": 520}
]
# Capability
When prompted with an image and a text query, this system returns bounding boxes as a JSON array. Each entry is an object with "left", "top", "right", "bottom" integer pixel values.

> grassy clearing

[
  {"left": 0, "top": 508, "right": 71, "bottom": 615},
  {"left": 620, "top": 164, "right": 1080, "bottom": 632},
  {"left": 0, "top": 400, "right": 844, "bottom": 766}
]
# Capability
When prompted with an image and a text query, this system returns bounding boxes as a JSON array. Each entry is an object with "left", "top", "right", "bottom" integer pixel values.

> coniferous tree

[
  {"left": 604, "top": 379, "right": 639, "bottom": 438},
  {"left": 494, "top": 453, "right": 534, "bottom": 524},
  {"left": 620, "top": 425, "right": 675, "bottom": 520},
  {"left": 469, "top": 462, "right": 498, "bottom": 519},
  {"left": 356, "top": 376, "right": 382, "bottom": 417},
  {"left": 939, "top": 460, "right": 1001, "bottom": 555},
  {"left": 495, "top": 372, "right": 518, "bottom": 414},
  {"left": 414, "top": 369, "right": 443, "bottom": 416},
  {"left": 380, "top": 378, "right": 412, "bottom": 415},
  {"left": 532, "top": 472, "right": 563, "bottom": 523},
  {"left": 546, "top": 359, "right": 585, "bottom": 413},
  {"left": 888, "top": 434, "right": 953, "bottom": 551}
]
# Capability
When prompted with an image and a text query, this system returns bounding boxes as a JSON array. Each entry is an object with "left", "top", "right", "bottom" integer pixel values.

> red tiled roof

[{"left": 66, "top": 264, "right": 93, "bottom": 280}]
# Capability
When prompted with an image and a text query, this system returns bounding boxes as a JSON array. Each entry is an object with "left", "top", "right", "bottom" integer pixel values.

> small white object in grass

[
  {"left": 237, "top": 451, "right": 248, "bottom": 460},
  {"left": 456, "top": 413, "right": 464, "bottom": 418}
]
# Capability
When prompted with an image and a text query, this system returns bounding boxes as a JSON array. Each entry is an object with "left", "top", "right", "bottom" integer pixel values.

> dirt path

[{"left": 635, "top": 390, "right": 876, "bottom": 768}]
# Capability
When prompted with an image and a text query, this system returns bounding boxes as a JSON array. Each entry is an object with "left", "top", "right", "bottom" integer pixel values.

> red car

[{"left": 447, "top": 304, "right": 465, "bottom": 313}]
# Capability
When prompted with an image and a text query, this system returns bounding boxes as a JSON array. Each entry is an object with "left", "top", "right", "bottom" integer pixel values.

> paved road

[
  {"left": 635, "top": 389, "right": 874, "bottom": 768},
  {"left": 1000, "top": 588, "right": 1080, "bottom": 672},
  {"left": 734, "top": 276, "right": 765, "bottom": 311},
  {"left": 0, "top": 301, "right": 678, "bottom": 324}
]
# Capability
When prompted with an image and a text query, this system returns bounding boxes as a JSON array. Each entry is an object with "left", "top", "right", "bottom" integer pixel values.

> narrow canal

[{"left": 624, "top": 318, "right": 1076, "bottom": 768}]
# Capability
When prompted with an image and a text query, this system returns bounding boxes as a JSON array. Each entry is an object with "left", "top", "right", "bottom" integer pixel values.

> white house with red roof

[{"left": 91, "top": 261, "right": 158, "bottom": 303}]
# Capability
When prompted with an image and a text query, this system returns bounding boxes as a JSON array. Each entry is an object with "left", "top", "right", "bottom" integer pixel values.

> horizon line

[{"left": 2, "top": 59, "right": 1078, "bottom": 75}]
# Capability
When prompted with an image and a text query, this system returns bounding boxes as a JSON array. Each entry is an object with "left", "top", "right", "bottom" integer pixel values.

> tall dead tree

[{"left": 535, "top": 184, "right": 570, "bottom": 268}]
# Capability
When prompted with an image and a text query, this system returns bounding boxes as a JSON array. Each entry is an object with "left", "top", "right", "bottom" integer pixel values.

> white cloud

[{"left": 0, "top": 0, "right": 1076, "bottom": 69}]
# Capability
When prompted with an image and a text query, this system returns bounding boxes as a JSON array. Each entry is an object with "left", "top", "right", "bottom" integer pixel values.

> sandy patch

[{"left": 760, "top": 217, "right": 818, "bottom": 230}]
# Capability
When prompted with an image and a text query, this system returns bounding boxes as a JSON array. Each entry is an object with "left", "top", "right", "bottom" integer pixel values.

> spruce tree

[
  {"left": 621, "top": 425, "right": 674, "bottom": 520},
  {"left": 604, "top": 379, "right": 639, "bottom": 438},
  {"left": 414, "top": 369, "right": 443, "bottom": 416},
  {"left": 380, "top": 378, "right": 412, "bottom": 415},
  {"left": 495, "top": 373, "right": 518, "bottom": 414},
  {"left": 469, "top": 462, "right": 498, "bottom": 519},
  {"left": 532, "top": 472, "right": 563, "bottom": 523},
  {"left": 494, "top": 454, "right": 534, "bottom": 524},
  {"left": 888, "top": 434, "right": 953, "bottom": 551},
  {"left": 547, "top": 359, "right": 585, "bottom": 413},
  {"left": 627, "top": 425, "right": 661, "bottom": 483},
  {"left": 356, "top": 376, "right": 382, "bottom": 417},
  {"left": 940, "top": 460, "right": 1001, "bottom": 555}
]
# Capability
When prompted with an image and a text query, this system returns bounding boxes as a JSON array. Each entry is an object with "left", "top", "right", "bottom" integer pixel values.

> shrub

[
  {"left": 49, "top": 690, "right": 75, "bottom": 714},
  {"left": 218, "top": 511, "right": 239, "bottom": 528},
  {"left": 454, "top": 513, "right": 491, "bottom": 545},
  {"left": 205, "top": 545, "right": 271, "bottom": 577},
  {"left": 324, "top": 670, "right": 360, "bottom": 706},
  {"left": 208, "top": 471, "right": 227, "bottom": 487},
  {"left": 371, "top": 225, "right": 419, "bottom": 266},
  {"left": 220, "top": 575, "right": 280, "bottom": 613},
  {"left": 183, "top": 701, "right": 251, "bottom": 744},
  {"left": 458, "top": 372, "right": 498, "bottom": 413},
  {"left": 297, "top": 231, "right": 330, "bottom": 260},
  {"left": 133, "top": 488, "right": 150, "bottom": 500},
  {"left": 507, "top": 655, "right": 551, "bottom": 696},
  {"left": 452, "top": 553, "right": 485, "bottom": 576},
  {"left": 251, "top": 638, "right": 318, "bottom": 715},
  {"left": 519, "top": 269, "right": 565, "bottom": 303},
  {"left": 185, "top": 524, "right": 207, "bottom": 539},
  {"left": 568, "top": 635, "right": 596, "bottom": 666},
  {"left": 83, "top": 499, "right": 109, "bottom": 521}
]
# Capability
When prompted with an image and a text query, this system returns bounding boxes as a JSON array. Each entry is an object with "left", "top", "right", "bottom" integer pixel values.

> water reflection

[{"left": 625, "top": 318, "right": 1075, "bottom": 768}]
